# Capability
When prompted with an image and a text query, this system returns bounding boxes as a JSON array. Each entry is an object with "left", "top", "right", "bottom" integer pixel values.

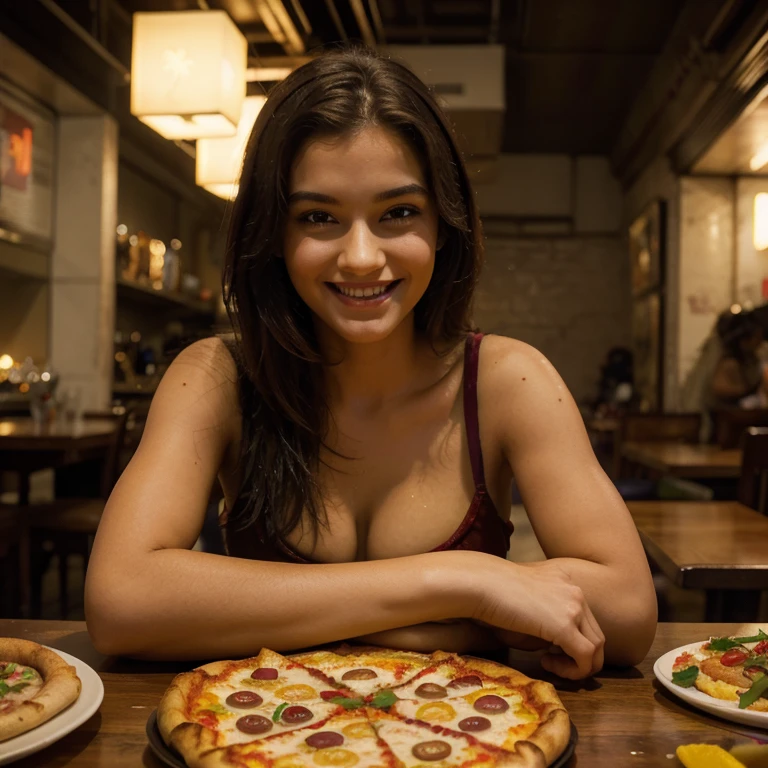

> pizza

[
  {"left": 0, "top": 638, "right": 82, "bottom": 741},
  {"left": 157, "top": 645, "right": 571, "bottom": 768},
  {"left": 671, "top": 629, "right": 768, "bottom": 711}
]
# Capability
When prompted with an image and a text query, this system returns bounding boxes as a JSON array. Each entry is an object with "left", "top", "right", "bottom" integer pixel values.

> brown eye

[
  {"left": 302, "top": 211, "right": 336, "bottom": 226},
  {"left": 382, "top": 205, "right": 418, "bottom": 222}
]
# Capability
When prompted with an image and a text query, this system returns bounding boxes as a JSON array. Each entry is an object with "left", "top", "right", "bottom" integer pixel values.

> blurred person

[{"left": 85, "top": 47, "right": 655, "bottom": 678}]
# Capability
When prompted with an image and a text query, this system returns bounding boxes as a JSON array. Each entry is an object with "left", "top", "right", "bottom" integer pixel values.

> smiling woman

[{"left": 85, "top": 47, "right": 656, "bottom": 678}]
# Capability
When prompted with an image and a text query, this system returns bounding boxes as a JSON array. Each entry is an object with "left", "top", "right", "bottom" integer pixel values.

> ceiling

[{"left": 89, "top": 0, "right": 690, "bottom": 154}]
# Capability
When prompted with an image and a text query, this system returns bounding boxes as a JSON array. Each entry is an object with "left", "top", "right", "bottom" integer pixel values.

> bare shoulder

[
  {"left": 147, "top": 336, "right": 240, "bottom": 439},
  {"left": 476, "top": 334, "right": 583, "bottom": 455}
]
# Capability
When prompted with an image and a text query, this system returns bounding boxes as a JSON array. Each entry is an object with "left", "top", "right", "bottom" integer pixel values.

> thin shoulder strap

[{"left": 463, "top": 332, "right": 487, "bottom": 490}]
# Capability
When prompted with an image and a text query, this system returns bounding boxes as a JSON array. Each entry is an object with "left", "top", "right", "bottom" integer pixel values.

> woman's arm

[{"left": 479, "top": 336, "right": 657, "bottom": 667}]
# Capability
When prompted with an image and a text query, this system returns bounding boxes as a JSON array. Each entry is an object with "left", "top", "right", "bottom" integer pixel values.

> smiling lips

[{"left": 328, "top": 279, "right": 401, "bottom": 305}]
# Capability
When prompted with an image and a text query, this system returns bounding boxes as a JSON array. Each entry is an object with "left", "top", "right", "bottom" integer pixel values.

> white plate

[
  {"left": 0, "top": 646, "right": 104, "bottom": 765},
  {"left": 654, "top": 641, "right": 768, "bottom": 730}
]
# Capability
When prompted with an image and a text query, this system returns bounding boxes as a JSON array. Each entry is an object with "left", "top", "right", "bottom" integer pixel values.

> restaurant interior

[{"left": 2, "top": 1, "right": 768, "bottom": 765}]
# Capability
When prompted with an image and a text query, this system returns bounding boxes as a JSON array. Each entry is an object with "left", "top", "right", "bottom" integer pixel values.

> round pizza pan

[{"left": 145, "top": 710, "right": 577, "bottom": 768}]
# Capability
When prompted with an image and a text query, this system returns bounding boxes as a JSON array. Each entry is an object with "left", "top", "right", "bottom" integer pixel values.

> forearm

[
  {"left": 526, "top": 557, "right": 657, "bottom": 666},
  {"left": 85, "top": 548, "right": 472, "bottom": 660}
]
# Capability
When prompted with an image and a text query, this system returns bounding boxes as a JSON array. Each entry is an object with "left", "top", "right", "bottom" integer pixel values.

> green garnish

[
  {"left": 672, "top": 666, "right": 699, "bottom": 688},
  {"left": 204, "top": 704, "right": 230, "bottom": 715},
  {"left": 0, "top": 680, "right": 29, "bottom": 698},
  {"left": 272, "top": 703, "right": 290, "bottom": 722},
  {"left": 330, "top": 697, "right": 364, "bottom": 710},
  {"left": 708, "top": 629, "right": 768, "bottom": 651},
  {"left": 0, "top": 663, "right": 17, "bottom": 679},
  {"left": 739, "top": 672, "right": 768, "bottom": 709},
  {"left": 21, "top": 668, "right": 36, "bottom": 681},
  {"left": 371, "top": 690, "right": 397, "bottom": 709}
]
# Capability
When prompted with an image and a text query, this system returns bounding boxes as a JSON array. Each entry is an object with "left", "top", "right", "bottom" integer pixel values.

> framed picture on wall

[{"left": 629, "top": 200, "right": 666, "bottom": 297}]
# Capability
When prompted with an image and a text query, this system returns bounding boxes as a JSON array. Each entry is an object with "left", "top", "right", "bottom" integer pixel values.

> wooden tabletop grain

[
  {"left": 2, "top": 620, "right": 767, "bottom": 767},
  {"left": 621, "top": 441, "right": 742, "bottom": 478}
]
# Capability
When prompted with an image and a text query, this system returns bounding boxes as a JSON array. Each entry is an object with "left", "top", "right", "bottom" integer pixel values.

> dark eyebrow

[{"left": 287, "top": 184, "right": 429, "bottom": 206}]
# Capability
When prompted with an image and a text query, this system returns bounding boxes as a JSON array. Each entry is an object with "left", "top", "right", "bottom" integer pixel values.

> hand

[{"left": 468, "top": 558, "right": 605, "bottom": 680}]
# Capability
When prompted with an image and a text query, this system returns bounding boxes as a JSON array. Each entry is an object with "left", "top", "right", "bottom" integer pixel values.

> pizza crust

[{"left": 0, "top": 638, "right": 82, "bottom": 742}]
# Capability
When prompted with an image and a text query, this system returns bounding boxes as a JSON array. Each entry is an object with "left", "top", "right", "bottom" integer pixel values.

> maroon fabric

[{"left": 223, "top": 333, "right": 514, "bottom": 562}]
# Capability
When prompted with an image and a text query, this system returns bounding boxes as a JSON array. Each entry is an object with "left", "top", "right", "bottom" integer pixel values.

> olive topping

[
  {"left": 341, "top": 669, "right": 378, "bottom": 681},
  {"left": 448, "top": 675, "right": 483, "bottom": 689},
  {"left": 251, "top": 668, "right": 279, "bottom": 680},
  {"left": 306, "top": 731, "right": 345, "bottom": 749},
  {"left": 281, "top": 705, "right": 313, "bottom": 724},
  {"left": 412, "top": 741, "right": 452, "bottom": 761},
  {"left": 415, "top": 683, "right": 448, "bottom": 699},
  {"left": 458, "top": 716, "right": 491, "bottom": 732},
  {"left": 236, "top": 715, "right": 273, "bottom": 735},
  {"left": 473, "top": 694, "right": 509, "bottom": 714},
  {"left": 226, "top": 691, "right": 263, "bottom": 708}
]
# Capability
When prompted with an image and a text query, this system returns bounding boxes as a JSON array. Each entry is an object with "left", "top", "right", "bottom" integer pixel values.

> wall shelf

[{"left": 116, "top": 278, "right": 214, "bottom": 317}]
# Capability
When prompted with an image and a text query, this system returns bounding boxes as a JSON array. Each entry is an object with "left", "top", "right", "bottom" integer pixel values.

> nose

[{"left": 337, "top": 220, "right": 386, "bottom": 275}]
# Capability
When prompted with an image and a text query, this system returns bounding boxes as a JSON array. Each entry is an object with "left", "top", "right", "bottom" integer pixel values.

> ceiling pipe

[{"left": 37, "top": 0, "right": 131, "bottom": 82}]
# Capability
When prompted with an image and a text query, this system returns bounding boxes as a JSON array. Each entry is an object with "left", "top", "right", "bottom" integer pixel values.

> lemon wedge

[{"left": 676, "top": 745, "right": 747, "bottom": 768}]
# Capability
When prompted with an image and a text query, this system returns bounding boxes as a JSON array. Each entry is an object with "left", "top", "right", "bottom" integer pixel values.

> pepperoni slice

[
  {"left": 251, "top": 668, "right": 279, "bottom": 680},
  {"left": 281, "top": 705, "right": 313, "bottom": 724},
  {"left": 412, "top": 741, "right": 452, "bottom": 761},
  {"left": 321, "top": 690, "right": 347, "bottom": 701},
  {"left": 473, "top": 695, "right": 509, "bottom": 714},
  {"left": 226, "top": 691, "right": 263, "bottom": 708},
  {"left": 415, "top": 683, "right": 448, "bottom": 699},
  {"left": 236, "top": 715, "right": 273, "bottom": 734},
  {"left": 341, "top": 669, "right": 378, "bottom": 681},
  {"left": 458, "top": 716, "right": 491, "bottom": 732},
  {"left": 306, "top": 731, "right": 345, "bottom": 749},
  {"left": 448, "top": 675, "right": 483, "bottom": 689}
]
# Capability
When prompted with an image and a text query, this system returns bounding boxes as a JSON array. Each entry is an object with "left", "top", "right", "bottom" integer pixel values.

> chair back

[
  {"left": 620, "top": 413, "right": 702, "bottom": 443},
  {"left": 738, "top": 427, "right": 768, "bottom": 515},
  {"left": 82, "top": 410, "right": 129, "bottom": 497},
  {"left": 713, "top": 408, "right": 768, "bottom": 449}
]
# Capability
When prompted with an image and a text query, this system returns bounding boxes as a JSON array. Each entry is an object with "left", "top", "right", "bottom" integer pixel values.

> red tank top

[{"left": 222, "top": 333, "right": 514, "bottom": 562}]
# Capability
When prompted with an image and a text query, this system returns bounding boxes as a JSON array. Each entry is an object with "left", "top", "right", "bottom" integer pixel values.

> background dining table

[
  {"left": 620, "top": 440, "right": 743, "bottom": 479},
  {"left": 0, "top": 417, "right": 118, "bottom": 505},
  {"left": 1, "top": 620, "right": 767, "bottom": 767}
]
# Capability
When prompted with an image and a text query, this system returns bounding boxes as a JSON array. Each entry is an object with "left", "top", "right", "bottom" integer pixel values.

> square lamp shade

[
  {"left": 196, "top": 96, "right": 266, "bottom": 199},
  {"left": 131, "top": 10, "right": 247, "bottom": 140}
]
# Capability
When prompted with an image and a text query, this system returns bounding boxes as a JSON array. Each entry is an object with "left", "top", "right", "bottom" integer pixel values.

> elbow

[
  {"left": 606, "top": 596, "right": 658, "bottom": 668},
  {"left": 85, "top": 574, "right": 146, "bottom": 657}
]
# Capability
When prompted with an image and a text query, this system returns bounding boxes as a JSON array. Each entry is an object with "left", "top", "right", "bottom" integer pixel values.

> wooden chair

[
  {"left": 738, "top": 427, "right": 768, "bottom": 515},
  {"left": 713, "top": 408, "right": 768, "bottom": 449},
  {"left": 615, "top": 412, "right": 702, "bottom": 479},
  {"left": 27, "top": 410, "right": 128, "bottom": 618}
]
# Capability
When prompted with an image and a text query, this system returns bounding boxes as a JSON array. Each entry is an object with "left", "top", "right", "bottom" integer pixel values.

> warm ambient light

[
  {"left": 131, "top": 10, "right": 247, "bottom": 140},
  {"left": 754, "top": 193, "right": 768, "bottom": 250},
  {"left": 751, "top": 144, "right": 768, "bottom": 172},
  {"left": 196, "top": 96, "right": 266, "bottom": 199},
  {"left": 0, "top": 354, "right": 13, "bottom": 370},
  {"left": 245, "top": 67, "right": 293, "bottom": 82}
]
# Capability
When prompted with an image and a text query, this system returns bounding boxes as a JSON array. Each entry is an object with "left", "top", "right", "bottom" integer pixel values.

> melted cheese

[
  {"left": 390, "top": 667, "right": 484, "bottom": 699},
  {"left": 0, "top": 662, "right": 43, "bottom": 713}
]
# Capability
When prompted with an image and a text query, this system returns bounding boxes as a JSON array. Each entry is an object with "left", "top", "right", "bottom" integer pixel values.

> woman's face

[{"left": 283, "top": 125, "right": 439, "bottom": 346}]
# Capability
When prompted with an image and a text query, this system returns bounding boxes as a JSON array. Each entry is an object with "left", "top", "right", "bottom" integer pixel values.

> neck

[{"left": 317, "top": 317, "right": 429, "bottom": 411}]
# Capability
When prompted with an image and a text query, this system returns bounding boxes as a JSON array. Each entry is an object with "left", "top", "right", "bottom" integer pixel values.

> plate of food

[
  {"left": 151, "top": 645, "right": 576, "bottom": 767},
  {"left": 654, "top": 628, "right": 768, "bottom": 729},
  {"left": 0, "top": 639, "right": 104, "bottom": 765}
]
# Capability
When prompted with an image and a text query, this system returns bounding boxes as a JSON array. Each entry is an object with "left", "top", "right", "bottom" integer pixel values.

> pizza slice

[
  {"left": 158, "top": 648, "right": 351, "bottom": 753},
  {"left": 363, "top": 706, "right": 514, "bottom": 768},
  {"left": 0, "top": 638, "right": 82, "bottom": 742},
  {"left": 193, "top": 708, "right": 400, "bottom": 768},
  {"left": 290, "top": 645, "right": 432, "bottom": 697}
]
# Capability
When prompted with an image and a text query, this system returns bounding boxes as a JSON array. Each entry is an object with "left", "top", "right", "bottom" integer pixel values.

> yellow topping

[
  {"left": 513, "top": 705, "right": 538, "bottom": 723},
  {"left": 415, "top": 702, "right": 456, "bottom": 722},
  {"left": 275, "top": 684, "right": 317, "bottom": 701},
  {"left": 342, "top": 722, "right": 375, "bottom": 739},
  {"left": 273, "top": 757, "right": 307, "bottom": 768},
  {"left": 313, "top": 748, "right": 360, "bottom": 767},
  {"left": 676, "top": 745, "right": 747, "bottom": 768}
]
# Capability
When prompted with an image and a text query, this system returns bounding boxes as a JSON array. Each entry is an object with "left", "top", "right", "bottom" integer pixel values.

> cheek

[{"left": 284, "top": 235, "right": 334, "bottom": 286}]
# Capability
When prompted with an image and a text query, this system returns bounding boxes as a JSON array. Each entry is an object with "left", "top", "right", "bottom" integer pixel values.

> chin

[{"left": 328, "top": 319, "right": 403, "bottom": 345}]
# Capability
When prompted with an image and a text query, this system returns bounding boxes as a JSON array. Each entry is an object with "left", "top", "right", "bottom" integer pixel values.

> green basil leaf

[
  {"left": 0, "top": 681, "right": 9, "bottom": 698},
  {"left": 735, "top": 630, "right": 768, "bottom": 644},
  {"left": 21, "top": 668, "right": 36, "bottom": 681},
  {"left": 272, "top": 703, "right": 289, "bottom": 722},
  {"left": 0, "top": 663, "right": 18, "bottom": 679},
  {"left": 371, "top": 690, "right": 397, "bottom": 709},
  {"left": 204, "top": 704, "right": 229, "bottom": 715},
  {"left": 672, "top": 666, "right": 699, "bottom": 688},
  {"left": 330, "top": 697, "right": 364, "bottom": 710},
  {"left": 8, "top": 682, "right": 29, "bottom": 694},
  {"left": 706, "top": 638, "right": 741, "bottom": 651},
  {"left": 739, "top": 672, "right": 768, "bottom": 709}
]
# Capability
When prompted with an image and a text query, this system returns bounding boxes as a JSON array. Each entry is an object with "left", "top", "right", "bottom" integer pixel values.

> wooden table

[
  {"left": 621, "top": 440, "right": 742, "bottom": 479},
  {"left": 2, "top": 620, "right": 768, "bottom": 767},
  {"left": 0, "top": 417, "right": 117, "bottom": 504},
  {"left": 628, "top": 500, "right": 768, "bottom": 620}
]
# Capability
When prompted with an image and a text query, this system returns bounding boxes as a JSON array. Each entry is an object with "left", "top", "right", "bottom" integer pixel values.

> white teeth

[{"left": 337, "top": 283, "right": 391, "bottom": 298}]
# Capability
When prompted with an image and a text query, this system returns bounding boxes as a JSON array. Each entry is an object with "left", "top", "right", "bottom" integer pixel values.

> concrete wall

[
  {"left": 472, "top": 154, "right": 627, "bottom": 404},
  {"left": 735, "top": 178, "right": 768, "bottom": 309}
]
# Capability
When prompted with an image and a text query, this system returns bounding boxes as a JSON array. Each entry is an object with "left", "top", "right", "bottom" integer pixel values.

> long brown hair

[{"left": 222, "top": 46, "right": 483, "bottom": 544}]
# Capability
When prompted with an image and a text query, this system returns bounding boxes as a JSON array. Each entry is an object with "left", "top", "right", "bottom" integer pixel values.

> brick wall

[{"left": 473, "top": 235, "right": 631, "bottom": 404}]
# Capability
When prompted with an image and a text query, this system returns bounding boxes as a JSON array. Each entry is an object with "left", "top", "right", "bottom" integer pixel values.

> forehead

[{"left": 289, "top": 126, "right": 426, "bottom": 196}]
